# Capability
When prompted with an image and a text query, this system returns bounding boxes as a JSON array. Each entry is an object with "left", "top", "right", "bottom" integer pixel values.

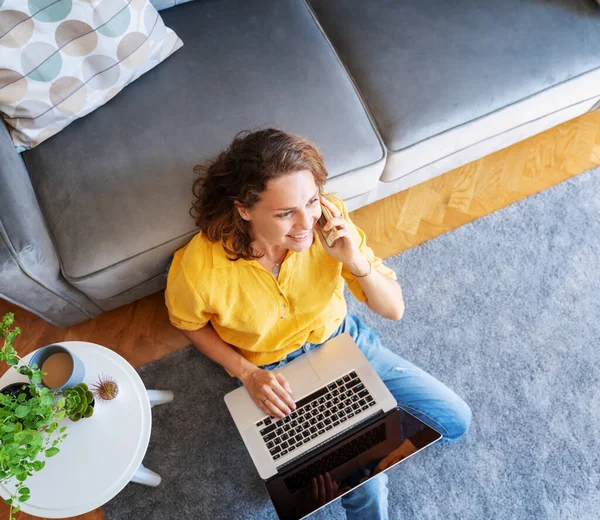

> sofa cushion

[
  {"left": 0, "top": 0, "right": 183, "bottom": 150},
  {"left": 21, "top": 0, "right": 384, "bottom": 305},
  {"left": 308, "top": 0, "right": 600, "bottom": 178}
]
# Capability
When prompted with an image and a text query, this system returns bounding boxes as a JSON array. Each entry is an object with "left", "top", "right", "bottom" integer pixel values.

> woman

[{"left": 165, "top": 128, "right": 471, "bottom": 519}]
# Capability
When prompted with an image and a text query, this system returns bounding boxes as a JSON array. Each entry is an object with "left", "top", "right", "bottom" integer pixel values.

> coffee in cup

[{"left": 41, "top": 352, "right": 74, "bottom": 389}]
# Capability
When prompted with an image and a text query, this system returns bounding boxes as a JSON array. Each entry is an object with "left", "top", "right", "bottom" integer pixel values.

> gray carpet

[{"left": 104, "top": 167, "right": 600, "bottom": 520}]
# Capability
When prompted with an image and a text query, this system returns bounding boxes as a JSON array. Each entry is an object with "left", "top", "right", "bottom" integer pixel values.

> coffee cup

[{"left": 29, "top": 345, "right": 85, "bottom": 392}]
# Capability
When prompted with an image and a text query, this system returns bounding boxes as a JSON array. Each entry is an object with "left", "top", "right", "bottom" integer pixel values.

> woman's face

[{"left": 237, "top": 170, "right": 322, "bottom": 253}]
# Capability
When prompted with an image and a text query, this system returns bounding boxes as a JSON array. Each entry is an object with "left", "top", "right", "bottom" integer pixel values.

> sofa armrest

[{"left": 0, "top": 120, "right": 100, "bottom": 326}]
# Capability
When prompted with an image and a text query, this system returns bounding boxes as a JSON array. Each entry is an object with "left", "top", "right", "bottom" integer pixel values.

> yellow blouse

[{"left": 165, "top": 195, "right": 397, "bottom": 370}]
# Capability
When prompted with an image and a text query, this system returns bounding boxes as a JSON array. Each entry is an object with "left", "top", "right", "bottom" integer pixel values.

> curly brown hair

[{"left": 191, "top": 128, "right": 329, "bottom": 260}]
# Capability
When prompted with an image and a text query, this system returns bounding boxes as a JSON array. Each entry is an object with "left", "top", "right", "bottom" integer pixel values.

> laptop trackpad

[{"left": 279, "top": 355, "right": 321, "bottom": 398}]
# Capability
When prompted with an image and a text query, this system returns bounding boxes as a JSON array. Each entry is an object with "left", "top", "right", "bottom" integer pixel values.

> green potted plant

[
  {"left": 0, "top": 313, "right": 92, "bottom": 520},
  {"left": 63, "top": 383, "right": 95, "bottom": 421}
]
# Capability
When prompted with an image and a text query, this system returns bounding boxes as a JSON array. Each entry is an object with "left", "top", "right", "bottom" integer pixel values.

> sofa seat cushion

[
  {"left": 309, "top": 0, "right": 600, "bottom": 180},
  {"left": 21, "top": 0, "right": 384, "bottom": 304}
]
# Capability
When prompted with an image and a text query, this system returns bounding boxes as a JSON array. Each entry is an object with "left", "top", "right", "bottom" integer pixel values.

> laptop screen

[{"left": 266, "top": 407, "right": 442, "bottom": 520}]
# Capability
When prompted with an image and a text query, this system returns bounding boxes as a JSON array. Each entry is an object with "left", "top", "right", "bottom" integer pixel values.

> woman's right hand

[{"left": 242, "top": 367, "right": 296, "bottom": 419}]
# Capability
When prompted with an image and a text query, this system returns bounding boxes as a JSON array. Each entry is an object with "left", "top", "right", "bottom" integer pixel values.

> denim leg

[
  {"left": 340, "top": 472, "right": 389, "bottom": 520},
  {"left": 339, "top": 315, "right": 471, "bottom": 519},
  {"left": 338, "top": 314, "right": 472, "bottom": 442}
]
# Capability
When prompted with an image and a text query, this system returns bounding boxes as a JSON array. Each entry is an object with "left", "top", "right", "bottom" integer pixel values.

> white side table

[{"left": 0, "top": 341, "right": 173, "bottom": 518}]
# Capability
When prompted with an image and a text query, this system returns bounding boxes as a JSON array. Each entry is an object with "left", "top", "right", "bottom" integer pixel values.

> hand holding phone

[
  {"left": 317, "top": 196, "right": 364, "bottom": 266},
  {"left": 317, "top": 203, "right": 337, "bottom": 247}
]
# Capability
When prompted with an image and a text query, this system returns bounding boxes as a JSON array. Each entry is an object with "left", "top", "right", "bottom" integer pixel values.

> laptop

[{"left": 224, "top": 333, "right": 442, "bottom": 520}]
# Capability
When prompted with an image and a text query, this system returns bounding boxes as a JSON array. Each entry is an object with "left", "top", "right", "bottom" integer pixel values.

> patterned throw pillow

[
  {"left": 0, "top": 0, "right": 183, "bottom": 151},
  {"left": 150, "top": 0, "right": 194, "bottom": 12}
]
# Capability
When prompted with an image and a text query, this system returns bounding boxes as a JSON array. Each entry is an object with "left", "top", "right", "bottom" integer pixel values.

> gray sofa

[{"left": 2, "top": 0, "right": 600, "bottom": 327}]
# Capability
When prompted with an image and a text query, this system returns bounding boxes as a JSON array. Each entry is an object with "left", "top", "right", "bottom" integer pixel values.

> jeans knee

[
  {"left": 445, "top": 397, "right": 472, "bottom": 442},
  {"left": 341, "top": 472, "right": 389, "bottom": 512}
]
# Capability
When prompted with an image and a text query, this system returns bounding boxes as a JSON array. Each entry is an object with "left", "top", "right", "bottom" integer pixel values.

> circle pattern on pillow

[
  {"left": 0, "top": 0, "right": 184, "bottom": 150},
  {"left": 56, "top": 20, "right": 98, "bottom": 56},
  {"left": 50, "top": 76, "right": 86, "bottom": 114},
  {"left": 0, "top": 10, "right": 34, "bottom": 48},
  {"left": 22, "top": 42, "right": 63, "bottom": 82},
  {"left": 94, "top": 0, "right": 130, "bottom": 38},
  {"left": 28, "top": 0, "right": 73, "bottom": 23},
  {"left": 82, "top": 54, "right": 120, "bottom": 89},
  {"left": 118, "top": 32, "right": 149, "bottom": 68},
  {"left": 0, "top": 68, "right": 28, "bottom": 104},
  {"left": 14, "top": 99, "right": 56, "bottom": 129}
]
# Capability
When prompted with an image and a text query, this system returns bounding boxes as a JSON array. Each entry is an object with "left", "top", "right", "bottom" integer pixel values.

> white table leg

[
  {"left": 131, "top": 390, "right": 173, "bottom": 487},
  {"left": 131, "top": 463, "right": 162, "bottom": 487},
  {"left": 147, "top": 389, "right": 174, "bottom": 407},
  {"left": 130, "top": 391, "right": 172, "bottom": 488}
]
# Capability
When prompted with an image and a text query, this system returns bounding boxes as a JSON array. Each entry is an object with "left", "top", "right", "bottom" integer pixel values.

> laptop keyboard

[{"left": 255, "top": 371, "right": 377, "bottom": 461}]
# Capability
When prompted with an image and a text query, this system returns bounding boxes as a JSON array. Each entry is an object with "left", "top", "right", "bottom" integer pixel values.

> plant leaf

[
  {"left": 19, "top": 433, "right": 33, "bottom": 445},
  {"left": 14, "top": 406, "right": 29, "bottom": 419},
  {"left": 27, "top": 446, "right": 41, "bottom": 460},
  {"left": 44, "top": 448, "right": 59, "bottom": 458}
]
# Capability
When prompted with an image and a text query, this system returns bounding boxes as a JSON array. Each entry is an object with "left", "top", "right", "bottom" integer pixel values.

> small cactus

[
  {"left": 91, "top": 374, "right": 119, "bottom": 402},
  {"left": 63, "top": 383, "right": 94, "bottom": 422}
]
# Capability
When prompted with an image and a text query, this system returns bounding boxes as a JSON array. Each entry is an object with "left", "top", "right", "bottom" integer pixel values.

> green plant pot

[
  {"left": 0, "top": 382, "right": 34, "bottom": 401},
  {"left": 63, "top": 384, "right": 96, "bottom": 422}
]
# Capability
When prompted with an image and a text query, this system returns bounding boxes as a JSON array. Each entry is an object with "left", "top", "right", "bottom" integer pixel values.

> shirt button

[
  {"left": 281, "top": 315, "right": 286, "bottom": 319},
  {"left": 279, "top": 292, "right": 283, "bottom": 296},
  {"left": 282, "top": 304, "right": 286, "bottom": 309}
]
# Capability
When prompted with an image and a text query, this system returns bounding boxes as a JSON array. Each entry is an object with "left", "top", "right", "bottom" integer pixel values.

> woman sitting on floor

[{"left": 165, "top": 128, "right": 471, "bottom": 519}]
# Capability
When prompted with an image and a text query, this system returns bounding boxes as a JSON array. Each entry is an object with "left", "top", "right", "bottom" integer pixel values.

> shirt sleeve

[
  {"left": 165, "top": 249, "right": 213, "bottom": 331},
  {"left": 330, "top": 196, "right": 398, "bottom": 303}
]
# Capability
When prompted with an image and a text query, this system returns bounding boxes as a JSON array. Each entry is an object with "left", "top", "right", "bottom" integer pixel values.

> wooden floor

[{"left": 2, "top": 110, "right": 600, "bottom": 520}]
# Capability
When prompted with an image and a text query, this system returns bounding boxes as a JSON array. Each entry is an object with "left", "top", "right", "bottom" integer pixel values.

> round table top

[{"left": 0, "top": 341, "right": 152, "bottom": 518}]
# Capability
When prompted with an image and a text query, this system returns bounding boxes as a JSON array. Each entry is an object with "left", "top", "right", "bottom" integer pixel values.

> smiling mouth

[{"left": 288, "top": 232, "right": 311, "bottom": 239}]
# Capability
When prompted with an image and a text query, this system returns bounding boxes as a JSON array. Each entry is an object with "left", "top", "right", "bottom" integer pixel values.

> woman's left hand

[{"left": 315, "top": 196, "right": 361, "bottom": 266}]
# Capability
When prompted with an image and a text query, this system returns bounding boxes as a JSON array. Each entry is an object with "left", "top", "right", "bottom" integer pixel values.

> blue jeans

[{"left": 236, "top": 314, "right": 472, "bottom": 520}]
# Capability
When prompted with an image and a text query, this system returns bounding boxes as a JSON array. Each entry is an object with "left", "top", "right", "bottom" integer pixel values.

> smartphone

[{"left": 318, "top": 203, "right": 337, "bottom": 247}]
